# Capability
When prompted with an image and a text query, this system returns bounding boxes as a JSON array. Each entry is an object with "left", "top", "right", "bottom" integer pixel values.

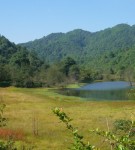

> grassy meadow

[{"left": 0, "top": 86, "right": 135, "bottom": 149}]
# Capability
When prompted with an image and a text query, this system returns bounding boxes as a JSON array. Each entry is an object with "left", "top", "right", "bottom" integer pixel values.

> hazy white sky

[{"left": 0, "top": 0, "right": 134, "bottom": 43}]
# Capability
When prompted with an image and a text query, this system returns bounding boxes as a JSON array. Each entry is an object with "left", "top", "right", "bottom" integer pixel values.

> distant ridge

[{"left": 19, "top": 23, "right": 135, "bottom": 71}]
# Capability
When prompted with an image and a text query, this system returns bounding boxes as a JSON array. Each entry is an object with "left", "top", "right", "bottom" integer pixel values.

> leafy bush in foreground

[{"left": 53, "top": 107, "right": 135, "bottom": 150}]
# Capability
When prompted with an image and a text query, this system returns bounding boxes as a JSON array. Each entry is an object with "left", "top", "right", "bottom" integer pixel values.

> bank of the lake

[{"left": 58, "top": 81, "right": 134, "bottom": 101}]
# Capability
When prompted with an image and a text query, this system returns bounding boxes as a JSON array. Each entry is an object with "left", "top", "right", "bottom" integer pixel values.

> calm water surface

[{"left": 58, "top": 81, "right": 133, "bottom": 101}]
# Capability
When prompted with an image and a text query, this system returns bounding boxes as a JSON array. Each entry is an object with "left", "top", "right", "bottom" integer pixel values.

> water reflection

[{"left": 57, "top": 81, "right": 133, "bottom": 101}]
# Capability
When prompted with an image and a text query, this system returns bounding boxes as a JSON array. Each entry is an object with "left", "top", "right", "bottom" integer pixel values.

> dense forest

[
  {"left": 0, "top": 35, "right": 97, "bottom": 87},
  {"left": 1, "top": 24, "right": 135, "bottom": 87},
  {"left": 0, "top": 35, "right": 45, "bottom": 87},
  {"left": 21, "top": 24, "right": 135, "bottom": 73}
]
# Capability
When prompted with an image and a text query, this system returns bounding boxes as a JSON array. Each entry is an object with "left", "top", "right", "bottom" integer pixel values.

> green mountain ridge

[
  {"left": 1, "top": 23, "right": 135, "bottom": 87},
  {"left": 20, "top": 24, "right": 135, "bottom": 72}
]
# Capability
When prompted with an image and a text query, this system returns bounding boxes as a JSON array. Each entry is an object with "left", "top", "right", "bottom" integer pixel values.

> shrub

[
  {"left": 53, "top": 107, "right": 135, "bottom": 150},
  {"left": 114, "top": 119, "right": 135, "bottom": 137}
]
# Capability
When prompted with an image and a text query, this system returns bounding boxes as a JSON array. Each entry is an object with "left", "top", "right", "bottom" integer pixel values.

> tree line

[
  {"left": 0, "top": 35, "right": 102, "bottom": 87},
  {"left": 0, "top": 35, "right": 135, "bottom": 88}
]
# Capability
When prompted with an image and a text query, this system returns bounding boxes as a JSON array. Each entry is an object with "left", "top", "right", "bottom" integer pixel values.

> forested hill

[
  {"left": 1, "top": 24, "right": 135, "bottom": 87},
  {"left": 0, "top": 35, "right": 45, "bottom": 87},
  {"left": 20, "top": 24, "right": 135, "bottom": 70}
]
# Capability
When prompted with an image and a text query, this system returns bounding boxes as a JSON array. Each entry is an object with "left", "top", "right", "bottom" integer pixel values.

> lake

[{"left": 57, "top": 81, "right": 133, "bottom": 101}]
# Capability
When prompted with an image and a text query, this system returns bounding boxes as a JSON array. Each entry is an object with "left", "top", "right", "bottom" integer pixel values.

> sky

[{"left": 0, "top": 0, "right": 135, "bottom": 44}]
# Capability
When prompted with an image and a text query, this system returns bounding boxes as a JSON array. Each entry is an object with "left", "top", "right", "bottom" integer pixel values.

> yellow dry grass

[{"left": 0, "top": 87, "right": 135, "bottom": 150}]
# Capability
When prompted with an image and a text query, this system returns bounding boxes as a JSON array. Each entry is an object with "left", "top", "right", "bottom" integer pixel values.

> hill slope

[
  {"left": 0, "top": 35, "right": 44, "bottom": 87},
  {"left": 20, "top": 24, "right": 135, "bottom": 71}
]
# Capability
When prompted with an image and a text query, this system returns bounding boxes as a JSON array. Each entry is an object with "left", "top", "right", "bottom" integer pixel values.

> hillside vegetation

[
  {"left": 0, "top": 35, "right": 45, "bottom": 87},
  {"left": 1, "top": 24, "right": 135, "bottom": 87},
  {"left": 0, "top": 36, "right": 103, "bottom": 87},
  {"left": 21, "top": 24, "right": 135, "bottom": 73}
]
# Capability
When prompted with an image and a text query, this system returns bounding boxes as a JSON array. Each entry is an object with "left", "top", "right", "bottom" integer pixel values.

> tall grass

[{"left": 0, "top": 87, "right": 135, "bottom": 149}]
